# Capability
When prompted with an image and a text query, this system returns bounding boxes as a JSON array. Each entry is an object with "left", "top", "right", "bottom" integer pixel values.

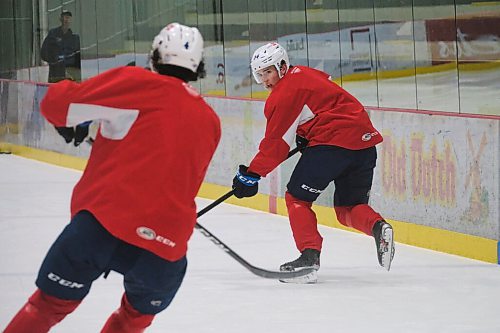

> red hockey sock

[
  {"left": 285, "top": 192, "right": 322, "bottom": 252},
  {"left": 101, "top": 294, "right": 155, "bottom": 333},
  {"left": 3, "top": 289, "right": 81, "bottom": 333},
  {"left": 334, "top": 204, "right": 383, "bottom": 235},
  {"left": 334, "top": 205, "right": 354, "bottom": 228}
]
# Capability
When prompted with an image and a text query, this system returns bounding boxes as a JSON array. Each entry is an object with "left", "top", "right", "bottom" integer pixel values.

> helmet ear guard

[
  {"left": 150, "top": 23, "right": 204, "bottom": 75},
  {"left": 251, "top": 42, "right": 289, "bottom": 83}
]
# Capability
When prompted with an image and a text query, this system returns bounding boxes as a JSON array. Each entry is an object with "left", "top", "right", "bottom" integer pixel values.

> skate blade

[
  {"left": 279, "top": 270, "right": 318, "bottom": 284},
  {"left": 382, "top": 227, "right": 395, "bottom": 271}
]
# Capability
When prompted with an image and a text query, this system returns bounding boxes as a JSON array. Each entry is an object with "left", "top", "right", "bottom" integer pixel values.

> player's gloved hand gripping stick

[
  {"left": 197, "top": 146, "right": 302, "bottom": 217},
  {"left": 195, "top": 146, "right": 316, "bottom": 279},
  {"left": 55, "top": 121, "right": 92, "bottom": 147}
]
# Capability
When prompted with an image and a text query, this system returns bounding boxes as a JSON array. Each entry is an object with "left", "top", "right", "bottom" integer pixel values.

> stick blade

[{"left": 247, "top": 266, "right": 316, "bottom": 279}]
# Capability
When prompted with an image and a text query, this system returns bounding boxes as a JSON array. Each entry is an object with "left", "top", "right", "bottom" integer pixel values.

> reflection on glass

[
  {"left": 277, "top": 0, "right": 307, "bottom": 68},
  {"left": 178, "top": 0, "right": 201, "bottom": 91},
  {"left": 222, "top": 0, "right": 250, "bottom": 97},
  {"left": 249, "top": 0, "right": 277, "bottom": 98},
  {"left": 95, "top": 0, "right": 135, "bottom": 74},
  {"left": 32, "top": 3, "right": 45, "bottom": 82},
  {"left": 413, "top": 0, "right": 459, "bottom": 113},
  {"left": 79, "top": 0, "right": 98, "bottom": 81},
  {"left": 133, "top": 0, "right": 160, "bottom": 69},
  {"left": 338, "top": 0, "right": 378, "bottom": 106},
  {"left": 373, "top": 0, "right": 416, "bottom": 109},
  {"left": 306, "top": 1, "right": 341, "bottom": 80},
  {"left": 0, "top": 2, "right": 17, "bottom": 80},
  {"left": 13, "top": 1, "right": 35, "bottom": 81},
  {"left": 456, "top": 2, "right": 500, "bottom": 116},
  {"left": 197, "top": 0, "right": 225, "bottom": 96},
  {"left": 1, "top": 0, "right": 499, "bottom": 117}
]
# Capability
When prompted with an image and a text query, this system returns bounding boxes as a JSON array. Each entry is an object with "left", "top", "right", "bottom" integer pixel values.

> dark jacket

[{"left": 41, "top": 27, "right": 81, "bottom": 82}]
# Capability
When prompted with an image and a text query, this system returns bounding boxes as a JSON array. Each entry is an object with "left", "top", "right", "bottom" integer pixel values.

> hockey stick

[
  {"left": 197, "top": 189, "right": 235, "bottom": 218},
  {"left": 197, "top": 146, "right": 301, "bottom": 218},
  {"left": 87, "top": 137, "right": 310, "bottom": 279},
  {"left": 194, "top": 146, "right": 316, "bottom": 279},
  {"left": 193, "top": 223, "right": 315, "bottom": 279}
]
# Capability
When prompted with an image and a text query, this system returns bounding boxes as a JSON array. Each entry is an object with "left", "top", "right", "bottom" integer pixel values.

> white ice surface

[{"left": 1, "top": 154, "right": 500, "bottom": 333}]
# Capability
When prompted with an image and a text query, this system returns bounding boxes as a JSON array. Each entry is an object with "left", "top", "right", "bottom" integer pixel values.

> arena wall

[{"left": 1, "top": 80, "right": 499, "bottom": 264}]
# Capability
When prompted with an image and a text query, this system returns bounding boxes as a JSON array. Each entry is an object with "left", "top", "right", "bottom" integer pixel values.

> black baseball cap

[{"left": 61, "top": 10, "right": 72, "bottom": 17}]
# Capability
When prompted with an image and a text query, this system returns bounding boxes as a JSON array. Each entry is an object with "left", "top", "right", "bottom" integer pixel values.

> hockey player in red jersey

[
  {"left": 232, "top": 42, "right": 395, "bottom": 283},
  {"left": 4, "top": 23, "right": 221, "bottom": 332}
]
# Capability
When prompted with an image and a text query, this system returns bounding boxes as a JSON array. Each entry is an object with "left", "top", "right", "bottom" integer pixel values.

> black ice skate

[
  {"left": 372, "top": 220, "right": 395, "bottom": 271},
  {"left": 279, "top": 249, "right": 320, "bottom": 284}
]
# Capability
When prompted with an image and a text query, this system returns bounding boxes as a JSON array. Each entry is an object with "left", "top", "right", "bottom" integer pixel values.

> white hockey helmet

[
  {"left": 251, "top": 42, "right": 289, "bottom": 83},
  {"left": 151, "top": 23, "right": 204, "bottom": 73}
]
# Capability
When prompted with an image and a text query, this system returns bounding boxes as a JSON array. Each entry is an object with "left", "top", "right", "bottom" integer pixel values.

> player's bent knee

[
  {"left": 334, "top": 206, "right": 353, "bottom": 227},
  {"left": 124, "top": 256, "right": 187, "bottom": 315},
  {"left": 285, "top": 190, "right": 315, "bottom": 207},
  {"left": 30, "top": 289, "right": 81, "bottom": 316},
  {"left": 101, "top": 294, "right": 155, "bottom": 333},
  {"left": 3, "top": 289, "right": 81, "bottom": 333}
]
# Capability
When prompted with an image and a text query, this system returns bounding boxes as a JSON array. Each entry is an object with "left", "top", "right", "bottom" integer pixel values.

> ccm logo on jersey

[
  {"left": 362, "top": 132, "right": 379, "bottom": 142},
  {"left": 136, "top": 227, "right": 176, "bottom": 248},
  {"left": 47, "top": 272, "right": 84, "bottom": 289},
  {"left": 301, "top": 184, "right": 323, "bottom": 194}
]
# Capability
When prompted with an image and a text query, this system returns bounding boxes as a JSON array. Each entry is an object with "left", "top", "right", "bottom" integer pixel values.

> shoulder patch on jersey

[
  {"left": 183, "top": 82, "right": 200, "bottom": 97},
  {"left": 291, "top": 67, "right": 301, "bottom": 74}
]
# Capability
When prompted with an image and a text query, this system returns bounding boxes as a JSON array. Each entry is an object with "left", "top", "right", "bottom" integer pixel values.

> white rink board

[
  {"left": 1, "top": 81, "right": 499, "bottom": 245},
  {"left": 369, "top": 110, "right": 499, "bottom": 239},
  {"left": 204, "top": 96, "right": 500, "bottom": 240}
]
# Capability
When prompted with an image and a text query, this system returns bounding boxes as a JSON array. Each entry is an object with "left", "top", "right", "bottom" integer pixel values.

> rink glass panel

[
  {"left": 305, "top": 0, "right": 341, "bottom": 84},
  {"left": 248, "top": 0, "right": 277, "bottom": 99},
  {"left": 220, "top": 0, "right": 251, "bottom": 98},
  {"left": 197, "top": 0, "right": 225, "bottom": 96},
  {"left": 456, "top": 1, "right": 500, "bottom": 116},
  {"left": 373, "top": 0, "right": 417, "bottom": 110},
  {"left": 336, "top": 0, "right": 378, "bottom": 107},
  {"left": 1, "top": 0, "right": 499, "bottom": 116},
  {"left": 413, "top": 0, "right": 460, "bottom": 113},
  {"left": 0, "top": 1, "right": 17, "bottom": 80}
]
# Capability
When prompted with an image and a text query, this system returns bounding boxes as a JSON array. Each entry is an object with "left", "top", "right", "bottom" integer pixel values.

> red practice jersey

[
  {"left": 41, "top": 66, "right": 221, "bottom": 261},
  {"left": 248, "top": 65, "right": 382, "bottom": 177}
]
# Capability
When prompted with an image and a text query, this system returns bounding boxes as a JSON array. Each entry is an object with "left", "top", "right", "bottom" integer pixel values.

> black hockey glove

[
  {"left": 73, "top": 121, "right": 91, "bottom": 147},
  {"left": 55, "top": 121, "right": 91, "bottom": 147},
  {"left": 55, "top": 126, "right": 75, "bottom": 143},
  {"left": 232, "top": 165, "right": 261, "bottom": 199},
  {"left": 295, "top": 135, "right": 309, "bottom": 152}
]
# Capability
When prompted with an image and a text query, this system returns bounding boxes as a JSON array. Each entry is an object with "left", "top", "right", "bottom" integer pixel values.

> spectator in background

[{"left": 41, "top": 10, "right": 81, "bottom": 83}]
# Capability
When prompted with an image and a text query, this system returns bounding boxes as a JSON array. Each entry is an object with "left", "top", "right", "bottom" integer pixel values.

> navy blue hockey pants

[
  {"left": 35, "top": 210, "right": 187, "bottom": 315},
  {"left": 287, "top": 145, "right": 377, "bottom": 204},
  {"left": 284, "top": 145, "right": 382, "bottom": 250}
]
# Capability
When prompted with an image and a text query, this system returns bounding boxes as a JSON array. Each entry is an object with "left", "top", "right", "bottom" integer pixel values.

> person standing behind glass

[{"left": 41, "top": 10, "right": 81, "bottom": 83}]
